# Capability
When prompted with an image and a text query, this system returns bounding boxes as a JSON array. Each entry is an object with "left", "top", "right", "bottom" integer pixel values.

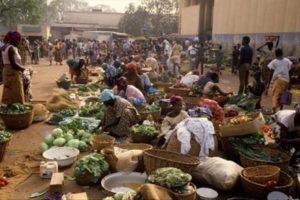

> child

[{"left": 248, "top": 70, "right": 265, "bottom": 109}]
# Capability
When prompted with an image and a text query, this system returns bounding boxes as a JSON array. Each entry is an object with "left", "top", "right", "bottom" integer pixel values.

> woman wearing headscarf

[
  {"left": 124, "top": 63, "right": 144, "bottom": 92},
  {"left": 18, "top": 38, "right": 30, "bottom": 65},
  {"left": 160, "top": 96, "right": 190, "bottom": 135},
  {"left": 1, "top": 31, "right": 26, "bottom": 104},
  {"left": 54, "top": 40, "right": 63, "bottom": 65},
  {"left": 66, "top": 58, "right": 86, "bottom": 83},
  {"left": 100, "top": 89, "right": 141, "bottom": 137},
  {"left": 115, "top": 77, "right": 146, "bottom": 107},
  {"left": 102, "top": 63, "right": 117, "bottom": 87}
]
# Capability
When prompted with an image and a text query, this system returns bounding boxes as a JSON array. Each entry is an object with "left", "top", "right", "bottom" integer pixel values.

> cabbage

[
  {"left": 102, "top": 197, "right": 114, "bottom": 200},
  {"left": 81, "top": 132, "right": 91, "bottom": 139},
  {"left": 78, "top": 141, "right": 87, "bottom": 151},
  {"left": 44, "top": 134, "right": 54, "bottom": 145},
  {"left": 40, "top": 142, "right": 48, "bottom": 153},
  {"left": 77, "top": 129, "right": 85, "bottom": 137},
  {"left": 53, "top": 137, "right": 66, "bottom": 147},
  {"left": 64, "top": 133, "right": 74, "bottom": 141},
  {"left": 67, "top": 139, "right": 80, "bottom": 148},
  {"left": 52, "top": 128, "right": 64, "bottom": 138},
  {"left": 114, "top": 193, "right": 124, "bottom": 200}
]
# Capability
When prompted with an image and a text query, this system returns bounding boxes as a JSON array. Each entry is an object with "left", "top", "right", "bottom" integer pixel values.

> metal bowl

[
  {"left": 43, "top": 146, "right": 80, "bottom": 168},
  {"left": 101, "top": 172, "right": 147, "bottom": 194}
]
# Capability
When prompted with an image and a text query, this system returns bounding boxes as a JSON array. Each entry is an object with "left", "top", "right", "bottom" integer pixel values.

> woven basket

[
  {"left": 139, "top": 108, "right": 161, "bottom": 122},
  {"left": 91, "top": 134, "right": 115, "bottom": 152},
  {"left": 168, "top": 87, "right": 191, "bottom": 97},
  {"left": 101, "top": 143, "right": 153, "bottom": 172},
  {"left": 131, "top": 132, "right": 158, "bottom": 144},
  {"left": 143, "top": 149, "right": 200, "bottom": 175},
  {"left": 154, "top": 82, "right": 173, "bottom": 92},
  {"left": 241, "top": 170, "right": 294, "bottom": 199},
  {"left": 0, "top": 108, "right": 33, "bottom": 129},
  {"left": 240, "top": 146, "right": 291, "bottom": 172},
  {"left": 169, "top": 182, "right": 197, "bottom": 200},
  {"left": 0, "top": 139, "right": 10, "bottom": 162},
  {"left": 166, "top": 132, "right": 218, "bottom": 157},
  {"left": 242, "top": 165, "right": 280, "bottom": 184}
]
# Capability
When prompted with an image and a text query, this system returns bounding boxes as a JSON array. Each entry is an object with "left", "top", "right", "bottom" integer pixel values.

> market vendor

[
  {"left": 274, "top": 103, "right": 300, "bottom": 163},
  {"left": 160, "top": 96, "right": 190, "bottom": 135},
  {"left": 137, "top": 65, "right": 156, "bottom": 94},
  {"left": 199, "top": 94, "right": 224, "bottom": 125},
  {"left": 66, "top": 58, "right": 85, "bottom": 83},
  {"left": 102, "top": 63, "right": 117, "bottom": 87},
  {"left": 201, "top": 72, "right": 233, "bottom": 107},
  {"left": 123, "top": 63, "right": 144, "bottom": 92},
  {"left": 100, "top": 89, "right": 141, "bottom": 137},
  {"left": 179, "top": 70, "right": 199, "bottom": 89},
  {"left": 115, "top": 77, "right": 146, "bottom": 107}
]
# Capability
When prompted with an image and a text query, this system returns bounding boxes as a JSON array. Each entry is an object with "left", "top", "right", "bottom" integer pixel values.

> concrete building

[
  {"left": 51, "top": 10, "right": 124, "bottom": 39},
  {"left": 17, "top": 24, "right": 51, "bottom": 41},
  {"left": 179, "top": 0, "right": 300, "bottom": 55}
]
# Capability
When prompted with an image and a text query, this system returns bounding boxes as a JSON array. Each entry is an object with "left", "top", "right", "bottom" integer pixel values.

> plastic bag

[{"left": 192, "top": 157, "right": 243, "bottom": 191}]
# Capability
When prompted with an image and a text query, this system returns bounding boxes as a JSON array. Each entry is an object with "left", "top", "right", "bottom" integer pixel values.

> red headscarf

[
  {"left": 170, "top": 95, "right": 183, "bottom": 106},
  {"left": 4, "top": 31, "right": 21, "bottom": 45},
  {"left": 127, "top": 63, "right": 139, "bottom": 76},
  {"left": 117, "top": 76, "right": 128, "bottom": 91}
]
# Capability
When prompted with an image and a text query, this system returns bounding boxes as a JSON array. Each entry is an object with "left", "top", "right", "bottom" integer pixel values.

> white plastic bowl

[
  {"left": 101, "top": 172, "right": 147, "bottom": 194},
  {"left": 196, "top": 187, "right": 218, "bottom": 200},
  {"left": 43, "top": 146, "right": 79, "bottom": 168},
  {"left": 267, "top": 191, "right": 289, "bottom": 200}
]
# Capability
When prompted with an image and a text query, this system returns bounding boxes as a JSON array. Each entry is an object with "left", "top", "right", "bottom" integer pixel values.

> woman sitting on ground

[
  {"left": 201, "top": 72, "right": 233, "bottom": 107},
  {"left": 100, "top": 89, "right": 141, "bottom": 137},
  {"left": 114, "top": 77, "right": 146, "bottom": 107},
  {"left": 66, "top": 58, "right": 85, "bottom": 83},
  {"left": 160, "top": 96, "right": 190, "bottom": 136}
]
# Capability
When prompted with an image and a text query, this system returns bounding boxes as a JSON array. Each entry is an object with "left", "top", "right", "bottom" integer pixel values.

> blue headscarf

[{"left": 100, "top": 89, "right": 116, "bottom": 102}]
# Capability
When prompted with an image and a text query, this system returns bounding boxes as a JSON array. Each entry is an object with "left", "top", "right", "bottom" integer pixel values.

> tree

[{"left": 119, "top": 0, "right": 178, "bottom": 36}]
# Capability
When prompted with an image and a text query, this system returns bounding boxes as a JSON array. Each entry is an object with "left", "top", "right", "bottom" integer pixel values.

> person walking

[
  {"left": 268, "top": 48, "right": 292, "bottom": 113},
  {"left": 215, "top": 45, "right": 224, "bottom": 75},
  {"left": 231, "top": 45, "right": 239, "bottom": 74},
  {"left": 238, "top": 36, "right": 253, "bottom": 94}
]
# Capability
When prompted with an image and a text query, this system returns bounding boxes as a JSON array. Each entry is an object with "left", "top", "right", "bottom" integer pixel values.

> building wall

[
  {"left": 17, "top": 24, "right": 50, "bottom": 39},
  {"left": 62, "top": 11, "right": 124, "bottom": 29},
  {"left": 180, "top": 4, "right": 200, "bottom": 36}
]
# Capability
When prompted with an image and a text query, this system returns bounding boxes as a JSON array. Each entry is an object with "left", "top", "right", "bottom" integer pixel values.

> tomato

[
  {"left": 0, "top": 177, "right": 8, "bottom": 184},
  {"left": 0, "top": 181, "right": 6, "bottom": 187},
  {"left": 265, "top": 180, "right": 277, "bottom": 188}
]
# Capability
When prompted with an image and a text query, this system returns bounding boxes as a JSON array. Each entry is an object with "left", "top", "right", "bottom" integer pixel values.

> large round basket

[
  {"left": 139, "top": 108, "right": 161, "bottom": 122},
  {"left": 91, "top": 134, "right": 115, "bottom": 152},
  {"left": 241, "top": 165, "right": 280, "bottom": 184},
  {"left": 0, "top": 139, "right": 10, "bottom": 162},
  {"left": 143, "top": 149, "right": 200, "bottom": 175},
  {"left": 169, "top": 182, "right": 197, "bottom": 200},
  {"left": 154, "top": 82, "right": 173, "bottom": 92},
  {"left": 56, "top": 81, "right": 71, "bottom": 90},
  {"left": 240, "top": 170, "right": 294, "bottom": 199},
  {"left": 168, "top": 87, "right": 191, "bottom": 97},
  {"left": 131, "top": 131, "right": 157, "bottom": 144},
  {"left": 239, "top": 146, "right": 291, "bottom": 172},
  {"left": 0, "top": 108, "right": 33, "bottom": 129},
  {"left": 101, "top": 143, "right": 153, "bottom": 173}
]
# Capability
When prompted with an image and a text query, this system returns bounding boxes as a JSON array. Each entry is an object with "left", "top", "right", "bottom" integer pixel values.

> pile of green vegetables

[
  {"left": 131, "top": 124, "right": 158, "bottom": 137},
  {"left": 235, "top": 145, "right": 283, "bottom": 163},
  {"left": 79, "top": 102, "right": 105, "bottom": 120},
  {"left": 73, "top": 153, "right": 109, "bottom": 184},
  {"left": 78, "top": 83, "right": 99, "bottom": 93},
  {"left": 40, "top": 127, "right": 91, "bottom": 153},
  {"left": 48, "top": 108, "right": 77, "bottom": 125},
  {"left": 140, "top": 104, "right": 160, "bottom": 113},
  {"left": 0, "top": 103, "right": 31, "bottom": 114},
  {"left": 59, "top": 117, "right": 100, "bottom": 133},
  {"left": 228, "top": 132, "right": 265, "bottom": 146},
  {"left": 102, "top": 192, "right": 137, "bottom": 200},
  {"left": 0, "top": 131, "right": 11, "bottom": 143},
  {"left": 148, "top": 167, "right": 192, "bottom": 190}
]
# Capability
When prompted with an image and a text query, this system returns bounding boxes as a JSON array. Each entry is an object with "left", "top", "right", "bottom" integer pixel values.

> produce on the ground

[
  {"left": 0, "top": 176, "right": 9, "bottom": 187},
  {"left": 102, "top": 192, "right": 137, "bottom": 200},
  {"left": 79, "top": 102, "right": 105, "bottom": 119},
  {"left": 59, "top": 117, "right": 100, "bottom": 133},
  {"left": 48, "top": 113, "right": 65, "bottom": 125},
  {"left": 229, "top": 115, "right": 252, "bottom": 125},
  {"left": 0, "top": 103, "right": 31, "bottom": 114},
  {"left": 59, "top": 108, "right": 76, "bottom": 117},
  {"left": 228, "top": 132, "right": 265, "bottom": 145},
  {"left": 78, "top": 83, "right": 99, "bottom": 93},
  {"left": 43, "top": 192, "right": 63, "bottom": 200},
  {"left": 46, "top": 89, "right": 77, "bottom": 112},
  {"left": 0, "top": 131, "right": 12, "bottom": 143},
  {"left": 140, "top": 103, "right": 160, "bottom": 113},
  {"left": 39, "top": 127, "right": 91, "bottom": 153},
  {"left": 73, "top": 153, "right": 109, "bottom": 183},
  {"left": 33, "top": 104, "right": 48, "bottom": 117},
  {"left": 131, "top": 124, "right": 158, "bottom": 137},
  {"left": 148, "top": 167, "right": 192, "bottom": 189},
  {"left": 235, "top": 145, "right": 283, "bottom": 163}
]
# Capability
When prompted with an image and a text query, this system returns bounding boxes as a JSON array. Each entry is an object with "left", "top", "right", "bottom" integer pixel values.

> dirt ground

[{"left": 0, "top": 58, "right": 299, "bottom": 200}]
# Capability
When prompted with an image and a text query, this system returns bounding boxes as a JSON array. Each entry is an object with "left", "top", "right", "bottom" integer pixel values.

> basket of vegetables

[
  {"left": 91, "top": 134, "right": 115, "bottom": 152},
  {"left": 139, "top": 104, "right": 161, "bottom": 122},
  {"left": 130, "top": 122, "right": 159, "bottom": 144},
  {"left": 74, "top": 153, "right": 109, "bottom": 186},
  {"left": 143, "top": 149, "right": 200, "bottom": 175},
  {"left": 0, "top": 103, "right": 33, "bottom": 129},
  {"left": 240, "top": 170, "right": 294, "bottom": 199},
  {"left": 236, "top": 145, "right": 291, "bottom": 172},
  {"left": 147, "top": 167, "right": 196, "bottom": 200},
  {"left": 241, "top": 165, "right": 280, "bottom": 185},
  {"left": 0, "top": 130, "right": 11, "bottom": 162}
]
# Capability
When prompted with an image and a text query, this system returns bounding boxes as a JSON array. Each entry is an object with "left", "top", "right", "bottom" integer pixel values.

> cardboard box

[
  {"left": 219, "top": 112, "right": 265, "bottom": 137},
  {"left": 50, "top": 173, "right": 64, "bottom": 192}
]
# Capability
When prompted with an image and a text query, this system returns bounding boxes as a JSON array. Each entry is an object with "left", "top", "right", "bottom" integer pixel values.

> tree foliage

[{"left": 119, "top": 0, "right": 178, "bottom": 36}]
